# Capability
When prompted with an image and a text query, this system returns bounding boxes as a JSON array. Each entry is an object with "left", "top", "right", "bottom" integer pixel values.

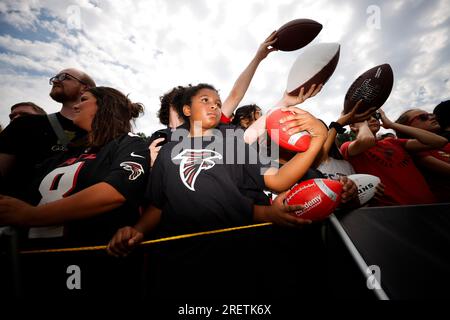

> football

[
  {"left": 273, "top": 18, "right": 322, "bottom": 51},
  {"left": 286, "top": 178, "right": 343, "bottom": 221},
  {"left": 286, "top": 43, "right": 340, "bottom": 96},
  {"left": 347, "top": 174, "right": 381, "bottom": 205},
  {"left": 266, "top": 108, "right": 311, "bottom": 152},
  {"left": 343, "top": 64, "right": 394, "bottom": 114}
]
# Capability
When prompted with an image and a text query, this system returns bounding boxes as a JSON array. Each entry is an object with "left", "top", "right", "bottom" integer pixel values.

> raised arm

[
  {"left": 244, "top": 84, "right": 323, "bottom": 144},
  {"left": 263, "top": 108, "right": 328, "bottom": 192},
  {"left": 346, "top": 121, "right": 376, "bottom": 156},
  {"left": 221, "top": 31, "right": 278, "bottom": 117},
  {"left": 416, "top": 156, "right": 450, "bottom": 176},
  {"left": 315, "top": 101, "right": 375, "bottom": 165},
  {"left": 378, "top": 109, "right": 448, "bottom": 152}
]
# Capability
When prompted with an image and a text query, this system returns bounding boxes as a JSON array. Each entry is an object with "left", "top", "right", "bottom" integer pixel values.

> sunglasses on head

[
  {"left": 49, "top": 73, "right": 87, "bottom": 85},
  {"left": 407, "top": 113, "right": 434, "bottom": 125}
]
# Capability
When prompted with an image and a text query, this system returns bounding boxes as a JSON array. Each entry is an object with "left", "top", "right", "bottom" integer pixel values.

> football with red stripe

[
  {"left": 266, "top": 108, "right": 311, "bottom": 152},
  {"left": 286, "top": 179, "right": 343, "bottom": 221}
]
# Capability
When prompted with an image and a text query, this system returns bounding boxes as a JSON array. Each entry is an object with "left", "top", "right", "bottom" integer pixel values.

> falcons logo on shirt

[
  {"left": 120, "top": 161, "right": 144, "bottom": 180},
  {"left": 173, "top": 149, "right": 222, "bottom": 191}
]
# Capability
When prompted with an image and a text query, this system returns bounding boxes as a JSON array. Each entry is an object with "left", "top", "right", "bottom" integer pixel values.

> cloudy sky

[{"left": 0, "top": 0, "right": 449, "bottom": 135}]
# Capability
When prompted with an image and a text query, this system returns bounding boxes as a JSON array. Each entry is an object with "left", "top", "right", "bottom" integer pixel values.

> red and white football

[
  {"left": 273, "top": 18, "right": 322, "bottom": 52},
  {"left": 286, "top": 179, "right": 343, "bottom": 221},
  {"left": 266, "top": 108, "right": 311, "bottom": 152},
  {"left": 343, "top": 64, "right": 394, "bottom": 114},
  {"left": 286, "top": 43, "right": 340, "bottom": 96}
]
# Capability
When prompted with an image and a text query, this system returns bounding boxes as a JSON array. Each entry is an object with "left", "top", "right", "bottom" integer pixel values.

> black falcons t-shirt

[
  {"left": 0, "top": 112, "right": 86, "bottom": 197},
  {"left": 24, "top": 133, "right": 150, "bottom": 247},
  {"left": 148, "top": 124, "right": 270, "bottom": 236}
]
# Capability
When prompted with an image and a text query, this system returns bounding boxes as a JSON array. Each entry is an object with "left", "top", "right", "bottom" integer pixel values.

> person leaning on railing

[{"left": 0, "top": 86, "right": 149, "bottom": 248}]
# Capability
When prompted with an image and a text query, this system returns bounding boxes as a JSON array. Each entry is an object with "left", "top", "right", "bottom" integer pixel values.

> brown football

[
  {"left": 343, "top": 64, "right": 394, "bottom": 114},
  {"left": 273, "top": 18, "right": 322, "bottom": 52}
]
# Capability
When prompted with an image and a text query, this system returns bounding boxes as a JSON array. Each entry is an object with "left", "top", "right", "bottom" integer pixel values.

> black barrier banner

[{"left": 334, "top": 203, "right": 450, "bottom": 299}]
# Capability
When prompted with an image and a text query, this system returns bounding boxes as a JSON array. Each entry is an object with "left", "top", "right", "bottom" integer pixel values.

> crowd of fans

[{"left": 0, "top": 31, "right": 448, "bottom": 298}]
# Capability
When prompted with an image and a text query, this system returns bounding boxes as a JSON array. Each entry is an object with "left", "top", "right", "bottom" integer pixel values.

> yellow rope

[{"left": 20, "top": 222, "right": 273, "bottom": 254}]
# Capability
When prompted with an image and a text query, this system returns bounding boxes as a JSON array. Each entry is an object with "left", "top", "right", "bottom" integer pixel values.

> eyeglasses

[
  {"left": 49, "top": 73, "right": 87, "bottom": 85},
  {"left": 407, "top": 113, "right": 434, "bottom": 125}
]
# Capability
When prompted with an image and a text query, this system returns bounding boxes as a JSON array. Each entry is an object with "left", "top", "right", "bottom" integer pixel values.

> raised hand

[
  {"left": 338, "top": 100, "right": 377, "bottom": 126},
  {"left": 377, "top": 109, "right": 395, "bottom": 129},
  {"left": 278, "top": 107, "right": 327, "bottom": 138},
  {"left": 278, "top": 84, "right": 323, "bottom": 108},
  {"left": 255, "top": 30, "right": 279, "bottom": 61}
]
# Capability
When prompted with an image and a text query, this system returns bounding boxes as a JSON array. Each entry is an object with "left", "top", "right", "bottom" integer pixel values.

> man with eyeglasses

[
  {"left": 0, "top": 68, "right": 95, "bottom": 198},
  {"left": 340, "top": 109, "right": 447, "bottom": 206},
  {"left": 48, "top": 69, "right": 95, "bottom": 118}
]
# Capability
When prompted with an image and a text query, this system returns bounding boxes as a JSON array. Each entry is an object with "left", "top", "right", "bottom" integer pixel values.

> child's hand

[
  {"left": 278, "top": 84, "right": 323, "bottom": 108},
  {"left": 378, "top": 109, "right": 395, "bottom": 129},
  {"left": 278, "top": 107, "right": 327, "bottom": 139},
  {"left": 255, "top": 30, "right": 278, "bottom": 61},
  {"left": 107, "top": 226, "right": 144, "bottom": 257},
  {"left": 338, "top": 100, "right": 377, "bottom": 126},
  {"left": 269, "top": 191, "right": 312, "bottom": 227},
  {"left": 338, "top": 176, "right": 358, "bottom": 203}
]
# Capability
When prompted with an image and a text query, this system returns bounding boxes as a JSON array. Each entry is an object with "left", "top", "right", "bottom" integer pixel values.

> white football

[
  {"left": 347, "top": 174, "right": 381, "bottom": 205},
  {"left": 286, "top": 42, "right": 340, "bottom": 96}
]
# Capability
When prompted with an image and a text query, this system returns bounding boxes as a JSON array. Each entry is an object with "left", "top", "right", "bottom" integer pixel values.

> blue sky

[{"left": 0, "top": 0, "right": 449, "bottom": 135}]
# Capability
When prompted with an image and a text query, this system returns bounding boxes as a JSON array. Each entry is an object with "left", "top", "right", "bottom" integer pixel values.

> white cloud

[
  {"left": 418, "top": 0, "right": 450, "bottom": 28},
  {"left": 0, "top": 71, "right": 61, "bottom": 128},
  {"left": 0, "top": 35, "right": 68, "bottom": 62},
  {"left": 0, "top": 0, "right": 42, "bottom": 31},
  {"left": 0, "top": 0, "right": 449, "bottom": 135},
  {"left": 417, "top": 28, "right": 449, "bottom": 54}
]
